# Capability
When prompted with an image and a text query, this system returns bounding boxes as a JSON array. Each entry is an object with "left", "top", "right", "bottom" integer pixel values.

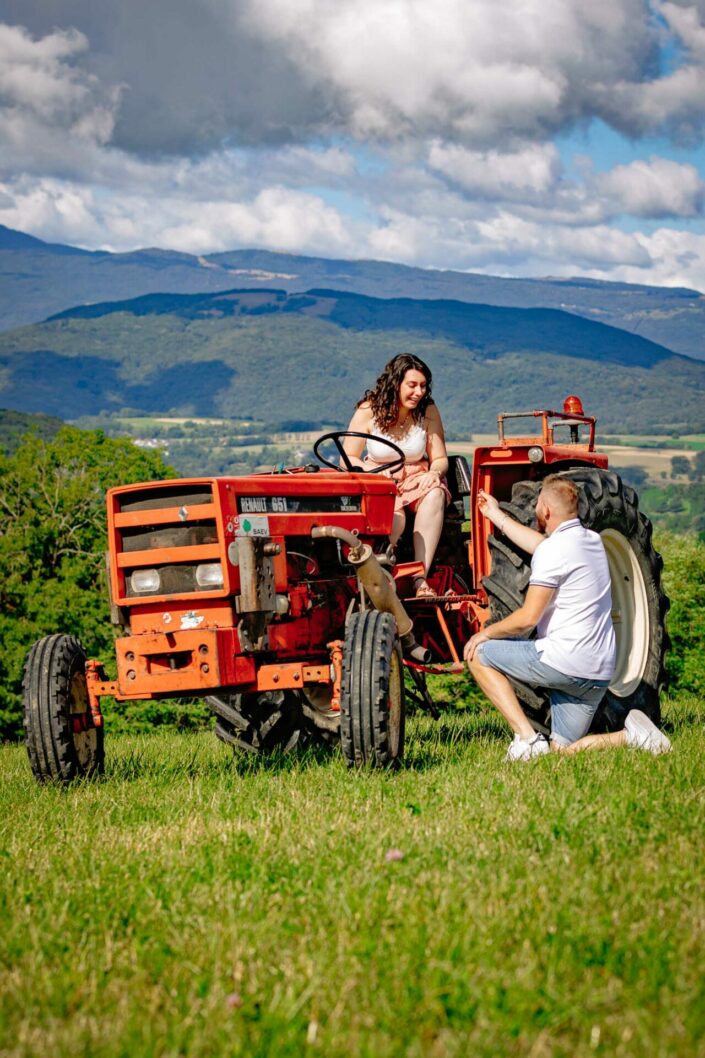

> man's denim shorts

[{"left": 476, "top": 639, "right": 610, "bottom": 746}]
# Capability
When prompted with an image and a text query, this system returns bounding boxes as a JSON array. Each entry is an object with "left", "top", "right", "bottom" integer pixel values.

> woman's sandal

[{"left": 413, "top": 576, "right": 436, "bottom": 599}]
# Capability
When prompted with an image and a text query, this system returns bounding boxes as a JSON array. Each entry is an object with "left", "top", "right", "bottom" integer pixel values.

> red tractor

[{"left": 23, "top": 395, "right": 668, "bottom": 780}]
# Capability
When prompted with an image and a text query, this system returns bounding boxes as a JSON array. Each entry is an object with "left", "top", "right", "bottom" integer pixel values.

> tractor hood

[{"left": 106, "top": 471, "right": 396, "bottom": 609}]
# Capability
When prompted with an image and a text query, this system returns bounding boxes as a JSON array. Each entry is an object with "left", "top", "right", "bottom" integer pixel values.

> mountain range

[
  {"left": 0, "top": 224, "right": 703, "bottom": 360},
  {"left": 2, "top": 284, "right": 704, "bottom": 435}
]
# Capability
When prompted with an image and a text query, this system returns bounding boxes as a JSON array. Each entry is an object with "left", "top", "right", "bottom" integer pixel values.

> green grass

[{"left": 1, "top": 696, "right": 704, "bottom": 1058}]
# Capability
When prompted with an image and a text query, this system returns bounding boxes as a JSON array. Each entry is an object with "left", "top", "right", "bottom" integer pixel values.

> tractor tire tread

[
  {"left": 341, "top": 610, "right": 404, "bottom": 768},
  {"left": 22, "top": 634, "right": 103, "bottom": 783}
]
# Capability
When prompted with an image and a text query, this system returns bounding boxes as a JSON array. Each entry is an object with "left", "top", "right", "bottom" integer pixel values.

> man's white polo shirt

[{"left": 530, "top": 518, "right": 616, "bottom": 681}]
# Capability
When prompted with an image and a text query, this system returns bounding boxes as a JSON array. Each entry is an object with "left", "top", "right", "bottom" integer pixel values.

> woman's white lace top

[{"left": 367, "top": 419, "right": 427, "bottom": 464}]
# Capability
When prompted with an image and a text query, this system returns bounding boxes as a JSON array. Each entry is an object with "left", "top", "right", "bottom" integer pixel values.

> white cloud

[
  {"left": 2, "top": 135, "right": 705, "bottom": 292},
  {"left": 2, "top": 3, "right": 705, "bottom": 164},
  {"left": 477, "top": 214, "right": 651, "bottom": 268},
  {"left": 368, "top": 207, "right": 653, "bottom": 272},
  {"left": 0, "top": 24, "right": 121, "bottom": 181},
  {"left": 427, "top": 143, "right": 562, "bottom": 198},
  {"left": 595, "top": 156, "right": 704, "bottom": 217},
  {"left": 0, "top": 23, "right": 91, "bottom": 116},
  {"left": 0, "top": 178, "right": 103, "bottom": 247},
  {"left": 241, "top": 0, "right": 666, "bottom": 143},
  {"left": 0, "top": 176, "right": 358, "bottom": 257},
  {"left": 5, "top": 0, "right": 704, "bottom": 156},
  {"left": 419, "top": 144, "right": 704, "bottom": 224},
  {"left": 661, "top": 2, "right": 705, "bottom": 61},
  {"left": 578, "top": 229, "right": 705, "bottom": 289},
  {"left": 158, "top": 187, "right": 356, "bottom": 256},
  {"left": 0, "top": 23, "right": 119, "bottom": 141},
  {"left": 600, "top": 2, "right": 705, "bottom": 140}
]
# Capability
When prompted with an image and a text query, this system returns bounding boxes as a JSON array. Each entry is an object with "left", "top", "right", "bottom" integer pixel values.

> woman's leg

[
  {"left": 390, "top": 508, "right": 406, "bottom": 546},
  {"left": 412, "top": 487, "right": 446, "bottom": 575}
]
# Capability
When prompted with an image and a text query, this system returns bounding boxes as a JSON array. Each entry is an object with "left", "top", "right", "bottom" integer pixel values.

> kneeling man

[{"left": 464, "top": 475, "right": 671, "bottom": 760}]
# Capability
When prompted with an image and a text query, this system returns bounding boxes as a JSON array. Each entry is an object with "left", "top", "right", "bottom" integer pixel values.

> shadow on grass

[
  {"left": 100, "top": 718, "right": 496, "bottom": 783},
  {"left": 396, "top": 711, "right": 508, "bottom": 772},
  {"left": 104, "top": 738, "right": 338, "bottom": 783},
  {"left": 422, "top": 714, "right": 507, "bottom": 745},
  {"left": 661, "top": 694, "right": 705, "bottom": 735},
  {"left": 90, "top": 694, "right": 705, "bottom": 785}
]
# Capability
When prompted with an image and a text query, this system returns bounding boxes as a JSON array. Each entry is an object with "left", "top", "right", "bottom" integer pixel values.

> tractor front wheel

[
  {"left": 340, "top": 610, "right": 405, "bottom": 767},
  {"left": 23, "top": 635, "right": 104, "bottom": 783}
]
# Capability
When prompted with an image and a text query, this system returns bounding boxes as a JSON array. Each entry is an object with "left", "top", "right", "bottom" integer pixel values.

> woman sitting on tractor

[{"left": 344, "top": 353, "right": 450, "bottom": 598}]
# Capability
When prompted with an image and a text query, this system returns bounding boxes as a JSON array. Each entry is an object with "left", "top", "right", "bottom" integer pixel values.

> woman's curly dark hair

[{"left": 358, "top": 354, "right": 434, "bottom": 430}]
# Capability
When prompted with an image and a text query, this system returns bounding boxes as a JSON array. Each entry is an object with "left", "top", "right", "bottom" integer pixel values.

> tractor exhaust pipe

[{"left": 311, "top": 526, "right": 432, "bottom": 664}]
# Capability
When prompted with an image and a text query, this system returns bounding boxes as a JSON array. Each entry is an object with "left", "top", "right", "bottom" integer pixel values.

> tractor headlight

[
  {"left": 195, "top": 562, "right": 224, "bottom": 588},
  {"left": 528, "top": 446, "right": 544, "bottom": 463},
  {"left": 130, "top": 568, "right": 161, "bottom": 594}
]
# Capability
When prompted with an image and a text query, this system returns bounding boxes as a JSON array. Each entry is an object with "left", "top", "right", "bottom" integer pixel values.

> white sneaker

[
  {"left": 624, "top": 710, "right": 672, "bottom": 755},
  {"left": 505, "top": 732, "right": 550, "bottom": 762}
]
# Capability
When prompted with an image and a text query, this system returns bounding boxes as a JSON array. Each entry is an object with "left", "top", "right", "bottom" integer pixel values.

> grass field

[{"left": 2, "top": 695, "right": 704, "bottom": 1058}]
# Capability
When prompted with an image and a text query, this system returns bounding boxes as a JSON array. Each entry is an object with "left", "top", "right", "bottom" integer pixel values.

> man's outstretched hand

[
  {"left": 477, "top": 488, "right": 501, "bottom": 523},
  {"left": 463, "top": 632, "right": 489, "bottom": 664}
]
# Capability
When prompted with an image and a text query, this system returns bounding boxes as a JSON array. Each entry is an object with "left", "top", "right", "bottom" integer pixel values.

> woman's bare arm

[
  {"left": 341, "top": 405, "right": 373, "bottom": 468},
  {"left": 425, "top": 404, "right": 449, "bottom": 477}
]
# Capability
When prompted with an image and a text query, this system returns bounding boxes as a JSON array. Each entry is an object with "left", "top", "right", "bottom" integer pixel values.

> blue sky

[
  {"left": 557, "top": 121, "right": 705, "bottom": 175},
  {"left": 0, "top": 1, "right": 704, "bottom": 291}
]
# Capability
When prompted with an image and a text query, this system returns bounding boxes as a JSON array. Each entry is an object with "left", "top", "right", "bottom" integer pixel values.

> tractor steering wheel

[{"left": 313, "top": 431, "right": 406, "bottom": 474}]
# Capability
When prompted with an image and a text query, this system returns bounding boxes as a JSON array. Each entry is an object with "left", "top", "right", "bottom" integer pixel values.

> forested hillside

[
  {"left": 2, "top": 288, "right": 704, "bottom": 434},
  {"left": 0, "top": 408, "right": 63, "bottom": 454}
]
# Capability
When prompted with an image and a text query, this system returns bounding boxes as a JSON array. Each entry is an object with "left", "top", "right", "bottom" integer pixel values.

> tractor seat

[{"left": 446, "top": 455, "right": 472, "bottom": 520}]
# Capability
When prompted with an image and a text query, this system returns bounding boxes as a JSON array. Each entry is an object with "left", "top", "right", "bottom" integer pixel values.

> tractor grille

[
  {"left": 118, "top": 485, "right": 213, "bottom": 513},
  {"left": 113, "top": 483, "right": 223, "bottom": 601},
  {"left": 121, "top": 522, "right": 218, "bottom": 552}
]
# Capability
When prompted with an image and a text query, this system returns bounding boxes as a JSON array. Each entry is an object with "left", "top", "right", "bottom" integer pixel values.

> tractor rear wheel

[
  {"left": 483, "top": 468, "right": 669, "bottom": 732},
  {"left": 340, "top": 610, "right": 405, "bottom": 767},
  {"left": 23, "top": 634, "right": 104, "bottom": 783},
  {"left": 208, "top": 686, "right": 341, "bottom": 754},
  {"left": 207, "top": 690, "right": 305, "bottom": 753}
]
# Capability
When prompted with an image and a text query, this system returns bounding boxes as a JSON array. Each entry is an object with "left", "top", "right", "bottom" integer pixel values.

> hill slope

[
  {"left": 0, "top": 408, "right": 64, "bottom": 455},
  {"left": 0, "top": 224, "right": 703, "bottom": 359},
  {"left": 2, "top": 287, "right": 704, "bottom": 433}
]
